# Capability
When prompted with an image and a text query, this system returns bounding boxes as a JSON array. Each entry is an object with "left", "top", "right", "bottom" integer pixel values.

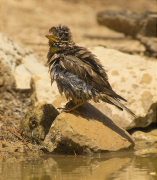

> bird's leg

[
  {"left": 57, "top": 100, "right": 87, "bottom": 112},
  {"left": 57, "top": 100, "right": 74, "bottom": 110},
  {"left": 63, "top": 100, "right": 87, "bottom": 112}
]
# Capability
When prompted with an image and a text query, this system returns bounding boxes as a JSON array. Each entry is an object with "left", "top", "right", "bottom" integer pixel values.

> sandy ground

[{"left": 1, "top": 0, "right": 156, "bottom": 64}]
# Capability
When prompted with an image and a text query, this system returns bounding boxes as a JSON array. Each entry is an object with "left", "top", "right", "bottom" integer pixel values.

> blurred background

[{"left": 1, "top": 0, "right": 156, "bottom": 64}]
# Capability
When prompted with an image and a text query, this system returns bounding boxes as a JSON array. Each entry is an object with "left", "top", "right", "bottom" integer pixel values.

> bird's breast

[{"left": 51, "top": 47, "right": 58, "bottom": 53}]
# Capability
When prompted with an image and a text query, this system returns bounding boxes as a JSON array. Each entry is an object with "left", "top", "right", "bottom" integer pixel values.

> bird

[{"left": 46, "top": 25, "right": 137, "bottom": 117}]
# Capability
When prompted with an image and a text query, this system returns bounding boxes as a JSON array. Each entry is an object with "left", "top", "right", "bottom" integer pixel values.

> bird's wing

[
  {"left": 75, "top": 47, "right": 108, "bottom": 80},
  {"left": 59, "top": 54, "right": 126, "bottom": 101}
]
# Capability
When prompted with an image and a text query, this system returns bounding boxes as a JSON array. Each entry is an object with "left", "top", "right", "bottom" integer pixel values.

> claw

[{"left": 57, "top": 100, "right": 87, "bottom": 112}]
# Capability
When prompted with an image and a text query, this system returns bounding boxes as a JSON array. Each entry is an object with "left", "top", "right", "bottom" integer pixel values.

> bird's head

[{"left": 46, "top": 25, "right": 74, "bottom": 52}]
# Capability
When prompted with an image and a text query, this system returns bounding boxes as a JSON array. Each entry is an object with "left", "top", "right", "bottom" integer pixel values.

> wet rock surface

[
  {"left": 20, "top": 103, "right": 59, "bottom": 143},
  {"left": 132, "top": 127, "right": 157, "bottom": 156}
]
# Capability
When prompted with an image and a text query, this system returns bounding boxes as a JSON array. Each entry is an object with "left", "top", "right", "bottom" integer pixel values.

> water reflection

[{"left": 1, "top": 151, "right": 157, "bottom": 180}]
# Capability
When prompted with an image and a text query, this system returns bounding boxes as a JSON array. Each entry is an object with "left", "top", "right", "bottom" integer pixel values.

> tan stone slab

[
  {"left": 88, "top": 47, "right": 157, "bottom": 129},
  {"left": 45, "top": 102, "right": 134, "bottom": 153},
  {"left": 14, "top": 64, "right": 32, "bottom": 90}
]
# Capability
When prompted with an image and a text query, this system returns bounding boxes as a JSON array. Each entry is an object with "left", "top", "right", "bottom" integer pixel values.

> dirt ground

[{"left": 0, "top": 0, "right": 156, "bottom": 155}]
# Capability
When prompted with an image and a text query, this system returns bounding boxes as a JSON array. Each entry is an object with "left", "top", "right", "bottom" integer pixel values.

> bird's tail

[{"left": 100, "top": 94, "right": 137, "bottom": 118}]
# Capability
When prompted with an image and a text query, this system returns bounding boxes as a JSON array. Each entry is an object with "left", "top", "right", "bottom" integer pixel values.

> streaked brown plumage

[{"left": 46, "top": 25, "right": 136, "bottom": 117}]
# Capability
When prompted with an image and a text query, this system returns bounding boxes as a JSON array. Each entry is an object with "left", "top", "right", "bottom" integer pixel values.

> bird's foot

[
  {"left": 57, "top": 100, "right": 87, "bottom": 112},
  {"left": 57, "top": 100, "right": 75, "bottom": 112}
]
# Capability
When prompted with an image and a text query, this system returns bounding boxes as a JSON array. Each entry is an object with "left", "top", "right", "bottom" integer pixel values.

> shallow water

[{"left": 1, "top": 150, "right": 157, "bottom": 180}]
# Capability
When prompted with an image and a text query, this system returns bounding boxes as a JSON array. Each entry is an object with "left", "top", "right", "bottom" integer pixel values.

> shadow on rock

[
  {"left": 20, "top": 103, "right": 59, "bottom": 143},
  {"left": 43, "top": 102, "right": 135, "bottom": 154},
  {"left": 73, "top": 102, "right": 135, "bottom": 146}
]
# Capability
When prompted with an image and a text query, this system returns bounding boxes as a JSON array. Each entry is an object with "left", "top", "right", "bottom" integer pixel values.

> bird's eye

[{"left": 64, "top": 32, "right": 69, "bottom": 37}]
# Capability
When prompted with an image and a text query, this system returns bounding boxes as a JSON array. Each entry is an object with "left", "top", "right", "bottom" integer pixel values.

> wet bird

[{"left": 46, "top": 25, "right": 136, "bottom": 117}]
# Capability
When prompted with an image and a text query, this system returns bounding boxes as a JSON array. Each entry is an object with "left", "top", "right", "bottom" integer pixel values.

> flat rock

[
  {"left": 132, "top": 130, "right": 157, "bottom": 142},
  {"left": 43, "top": 103, "right": 135, "bottom": 154},
  {"left": 132, "top": 129, "right": 157, "bottom": 156},
  {"left": 88, "top": 47, "right": 156, "bottom": 129}
]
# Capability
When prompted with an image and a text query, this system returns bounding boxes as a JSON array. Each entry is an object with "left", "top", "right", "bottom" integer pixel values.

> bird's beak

[{"left": 45, "top": 33, "right": 56, "bottom": 42}]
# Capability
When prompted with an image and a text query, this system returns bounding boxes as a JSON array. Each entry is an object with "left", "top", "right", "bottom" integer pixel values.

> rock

[
  {"left": 0, "top": 33, "right": 34, "bottom": 129},
  {"left": 0, "top": 33, "right": 27, "bottom": 90},
  {"left": 135, "top": 144, "right": 157, "bottom": 156},
  {"left": 0, "top": 60, "right": 16, "bottom": 91},
  {"left": 20, "top": 103, "right": 59, "bottom": 143},
  {"left": 22, "top": 54, "right": 47, "bottom": 75},
  {"left": 97, "top": 9, "right": 144, "bottom": 37},
  {"left": 149, "top": 129, "right": 157, "bottom": 136},
  {"left": 0, "top": 33, "right": 47, "bottom": 91},
  {"left": 97, "top": 10, "right": 156, "bottom": 38},
  {"left": 133, "top": 136, "right": 157, "bottom": 156},
  {"left": 0, "top": 33, "right": 24, "bottom": 72},
  {"left": 129, "top": 102, "right": 157, "bottom": 129},
  {"left": 14, "top": 64, "right": 32, "bottom": 90},
  {"left": 96, "top": 10, "right": 156, "bottom": 57},
  {"left": 43, "top": 102, "right": 135, "bottom": 154},
  {"left": 130, "top": 125, "right": 157, "bottom": 156},
  {"left": 80, "top": 37, "right": 146, "bottom": 55},
  {"left": 137, "top": 35, "right": 157, "bottom": 58},
  {"left": 106, "top": 39, "right": 146, "bottom": 54},
  {"left": 140, "top": 12, "right": 157, "bottom": 37},
  {"left": 30, "top": 72, "right": 67, "bottom": 108},
  {"left": 88, "top": 47, "right": 156, "bottom": 129},
  {"left": 132, "top": 130, "right": 157, "bottom": 142},
  {"left": 102, "top": 39, "right": 145, "bottom": 55}
]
